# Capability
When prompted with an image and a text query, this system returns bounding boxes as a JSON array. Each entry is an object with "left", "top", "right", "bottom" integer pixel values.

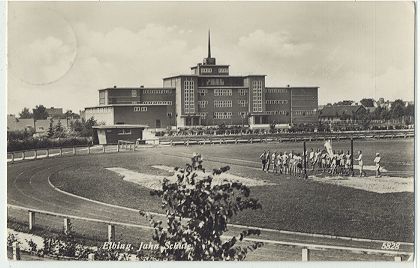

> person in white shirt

[
  {"left": 355, "top": 150, "right": 366, "bottom": 177},
  {"left": 374, "top": 153, "right": 382, "bottom": 178}
]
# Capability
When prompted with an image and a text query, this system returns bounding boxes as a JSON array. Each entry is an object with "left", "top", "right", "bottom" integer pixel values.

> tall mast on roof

[{"left": 208, "top": 29, "right": 211, "bottom": 58}]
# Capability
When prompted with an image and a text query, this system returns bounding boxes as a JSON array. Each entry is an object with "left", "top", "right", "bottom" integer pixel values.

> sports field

[{"left": 48, "top": 138, "right": 414, "bottom": 242}]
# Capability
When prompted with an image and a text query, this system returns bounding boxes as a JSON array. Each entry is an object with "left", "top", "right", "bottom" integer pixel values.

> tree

[
  {"left": 80, "top": 117, "right": 97, "bottom": 137},
  {"left": 360, "top": 98, "right": 375, "bottom": 108},
  {"left": 19, "top": 107, "right": 33, "bottom": 119},
  {"left": 53, "top": 120, "right": 66, "bottom": 138},
  {"left": 390, "top": 99, "right": 405, "bottom": 119},
  {"left": 47, "top": 118, "right": 54, "bottom": 138},
  {"left": 142, "top": 157, "right": 263, "bottom": 260},
  {"left": 33, "top": 105, "right": 49, "bottom": 120}
]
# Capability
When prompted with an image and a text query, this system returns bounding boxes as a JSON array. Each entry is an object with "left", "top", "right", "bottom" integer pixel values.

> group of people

[{"left": 259, "top": 148, "right": 382, "bottom": 178}]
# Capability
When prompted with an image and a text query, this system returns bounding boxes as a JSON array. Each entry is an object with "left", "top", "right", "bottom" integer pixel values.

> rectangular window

[
  {"left": 213, "top": 112, "right": 232, "bottom": 119},
  {"left": 198, "top": 89, "right": 208, "bottom": 96},
  {"left": 214, "top": 89, "right": 232, "bottom": 96},
  {"left": 218, "top": 68, "right": 229, "bottom": 73},
  {"left": 214, "top": 100, "right": 232, "bottom": 108},
  {"left": 238, "top": 100, "right": 248, "bottom": 107},
  {"left": 239, "top": 89, "right": 248, "bottom": 96},
  {"left": 118, "top": 129, "right": 132, "bottom": 135},
  {"left": 132, "top": 90, "right": 137, "bottom": 97},
  {"left": 134, "top": 107, "right": 147, "bottom": 112},
  {"left": 184, "top": 79, "right": 195, "bottom": 114},
  {"left": 198, "top": 100, "right": 208, "bottom": 108},
  {"left": 201, "top": 68, "right": 213, "bottom": 74}
]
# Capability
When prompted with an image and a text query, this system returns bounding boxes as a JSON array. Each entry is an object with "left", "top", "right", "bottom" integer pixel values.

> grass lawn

[{"left": 49, "top": 139, "right": 414, "bottom": 242}]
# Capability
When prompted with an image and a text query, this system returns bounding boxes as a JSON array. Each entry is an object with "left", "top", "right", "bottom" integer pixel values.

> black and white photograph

[{"left": 5, "top": 1, "right": 415, "bottom": 263}]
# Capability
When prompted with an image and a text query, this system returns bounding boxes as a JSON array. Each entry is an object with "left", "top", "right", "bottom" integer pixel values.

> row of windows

[
  {"left": 214, "top": 112, "right": 232, "bottom": 119},
  {"left": 252, "top": 80, "right": 264, "bottom": 112},
  {"left": 266, "top": 111, "right": 288, "bottom": 115},
  {"left": 214, "top": 89, "right": 232, "bottom": 96},
  {"left": 266, "top": 100, "right": 288, "bottom": 105},
  {"left": 134, "top": 107, "right": 148, "bottom": 112},
  {"left": 201, "top": 68, "right": 228, "bottom": 74},
  {"left": 86, "top": 107, "right": 112, "bottom": 113},
  {"left": 292, "top": 110, "right": 316, "bottom": 116},
  {"left": 118, "top": 129, "right": 132, "bottom": 135},
  {"left": 184, "top": 79, "right": 195, "bottom": 113},
  {"left": 199, "top": 112, "right": 248, "bottom": 119},
  {"left": 214, "top": 100, "right": 232, "bottom": 108},
  {"left": 143, "top": 89, "right": 171, "bottom": 94},
  {"left": 141, "top": 101, "right": 172, "bottom": 105},
  {"left": 266, "top": 88, "right": 288, "bottom": 94}
]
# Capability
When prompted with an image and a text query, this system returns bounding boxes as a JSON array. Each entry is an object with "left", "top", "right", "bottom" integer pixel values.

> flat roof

[
  {"left": 99, "top": 87, "right": 175, "bottom": 91},
  {"left": 266, "top": 86, "right": 319, "bottom": 89},
  {"left": 85, "top": 103, "right": 170, "bottom": 109},
  {"left": 93, "top": 124, "right": 148, "bottom": 129},
  {"left": 162, "top": 74, "right": 266, "bottom": 80}
]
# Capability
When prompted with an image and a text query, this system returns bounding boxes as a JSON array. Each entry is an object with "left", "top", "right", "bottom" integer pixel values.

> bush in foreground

[{"left": 142, "top": 156, "right": 264, "bottom": 260}]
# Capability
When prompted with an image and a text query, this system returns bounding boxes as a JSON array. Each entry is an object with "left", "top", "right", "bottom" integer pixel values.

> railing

[
  {"left": 6, "top": 144, "right": 133, "bottom": 164},
  {"left": 7, "top": 204, "right": 412, "bottom": 261},
  {"left": 160, "top": 129, "right": 414, "bottom": 146}
]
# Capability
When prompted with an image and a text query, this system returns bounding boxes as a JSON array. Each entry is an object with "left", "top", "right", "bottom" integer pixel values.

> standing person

[
  {"left": 309, "top": 148, "right": 315, "bottom": 171},
  {"left": 259, "top": 150, "right": 267, "bottom": 171},
  {"left": 271, "top": 151, "right": 277, "bottom": 173},
  {"left": 355, "top": 150, "right": 366, "bottom": 177},
  {"left": 276, "top": 152, "right": 283, "bottom": 174},
  {"left": 374, "top": 153, "right": 382, "bottom": 178},
  {"left": 282, "top": 151, "right": 289, "bottom": 175},
  {"left": 265, "top": 150, "right": 271, "bottom": 173},
  {"left": 345, "top": 150, "right": 351, "bottom": 175}
]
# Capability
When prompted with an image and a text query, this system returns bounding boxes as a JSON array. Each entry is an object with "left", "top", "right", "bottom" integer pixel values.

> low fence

[
  {"left": 160, "top": 129, "right": 414, "bottom": 146},
  {"left": 7, "top": 204, "right": 412, "bottom": 261}
]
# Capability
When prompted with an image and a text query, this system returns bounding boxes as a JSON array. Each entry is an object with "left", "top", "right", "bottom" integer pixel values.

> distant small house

[
  {"left": 318, "top": 105, "right": 366, "bottom": 123},
  {"left": 46, "top": 107, "right": 64, "bottom": 118},
  {"left": 93, "top": 124, "right": 148, "bottom": 145}
]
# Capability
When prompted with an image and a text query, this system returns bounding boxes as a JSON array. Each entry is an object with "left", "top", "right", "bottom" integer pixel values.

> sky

[{"left": 7, "top": 1, "right": 415, "bottom": 115}]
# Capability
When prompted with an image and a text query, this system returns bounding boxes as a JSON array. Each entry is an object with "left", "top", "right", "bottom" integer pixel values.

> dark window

[{"left": 156, "top": 119, "right": 161, "bottom": 128}]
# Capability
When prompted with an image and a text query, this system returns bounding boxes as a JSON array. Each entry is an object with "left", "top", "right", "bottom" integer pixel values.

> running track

[{"left": 7, "top": 149, "right": 414, "bottom": 261}]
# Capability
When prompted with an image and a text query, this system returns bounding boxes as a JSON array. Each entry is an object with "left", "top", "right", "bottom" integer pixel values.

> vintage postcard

[{"left": 5, "top": 1, "right": 415, "bottom": 263}]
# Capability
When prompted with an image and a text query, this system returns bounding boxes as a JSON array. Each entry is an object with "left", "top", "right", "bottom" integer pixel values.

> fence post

[
  {"left": 73, "top": 147, "right": 76, "bottom": 155},
  {"left": 28, "top": 211, "right": 35, "bottom": 231},
  {"left": 394, "top": 256, "right": 402, "bottom": 262},
  {"left": 103, "top": 145, "right": 106, "bottom": 153},
  {"left": 302, "top": 248, "right": 309, "bottom": 261},
  {"left": 12, "top": 241, "right": 21, "bottom": 260},
  {"left": 64, "top": 218, "right": 71, "bottom": 235},
  {"left": 88, "top": 145, "right": 91, "bottom": 154},
  {"left": 22, "top": 151, "right": 25, "bottom": 160},
  {"left": 117, "top": 144, "right": 120, "bottom": 153},
  {"left": 108, "top": 224, "right": 115, "bottom": 242},
  {"left": 170, "top": 140, "right": 173, "bottom": 146},
  {"left": 88, "top": 253, "right": 95, "bottom": 261},
  {"left": 34, "top": 150, "right": 37, "bottom": 160},
  {"left": 46, "top": 149, "right": 49, "bottom": 158},
  {"left": 60, "top": 148, "right": 63, "bottom": 157},
  {"left": 11, "top": 153, "right": 14, "bottom": 164}
]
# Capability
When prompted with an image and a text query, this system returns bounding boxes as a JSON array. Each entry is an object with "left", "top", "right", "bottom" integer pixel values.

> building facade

[{"left": 85, "top": 32, "right": 318, "bottom": 129}]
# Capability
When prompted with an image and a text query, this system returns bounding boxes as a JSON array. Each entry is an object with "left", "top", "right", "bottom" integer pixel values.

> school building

[{"left": 84, "top": 32, "right": 319, "bottom": 130}]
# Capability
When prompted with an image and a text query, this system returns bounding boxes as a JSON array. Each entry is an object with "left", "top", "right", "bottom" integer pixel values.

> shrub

[{"left": 142, "top": 157, "right": 264, "bottom": 260}]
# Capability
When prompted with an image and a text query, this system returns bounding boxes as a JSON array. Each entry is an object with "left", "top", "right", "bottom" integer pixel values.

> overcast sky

[{"left": 7, "top": 1, "right": 414, "bottom": 115}]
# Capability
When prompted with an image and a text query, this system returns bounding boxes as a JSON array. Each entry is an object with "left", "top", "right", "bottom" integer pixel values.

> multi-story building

[{"left": 84, "top": 32, "right": 318, "bottom": 129}]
